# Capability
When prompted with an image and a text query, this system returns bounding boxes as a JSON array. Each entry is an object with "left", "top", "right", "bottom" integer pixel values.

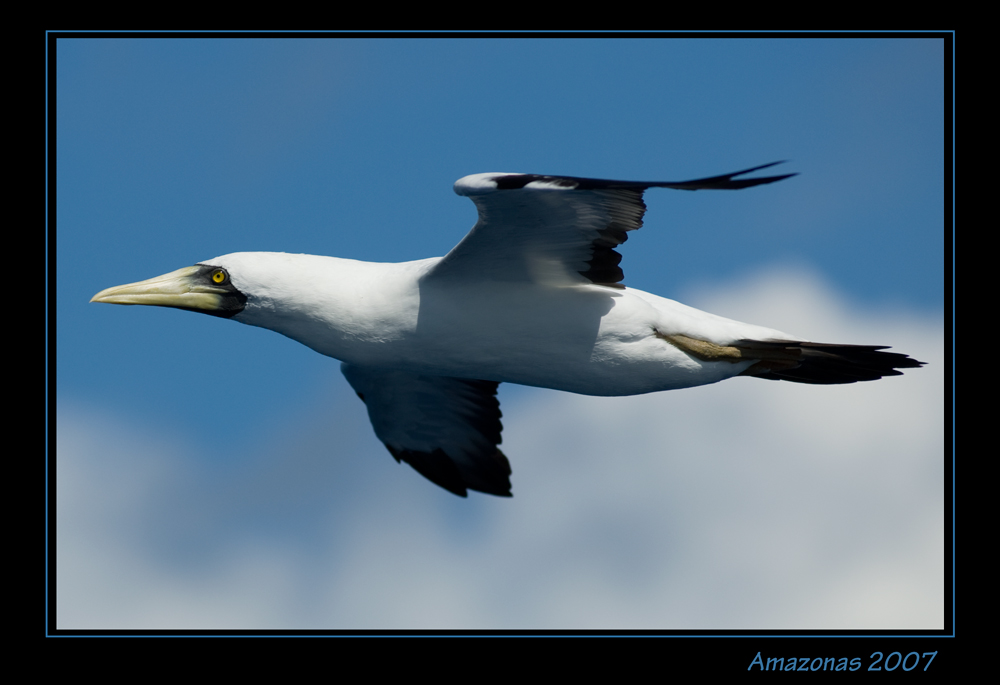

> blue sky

[{"left": 54, "top": 36, "right": 946, "bottom": 630}]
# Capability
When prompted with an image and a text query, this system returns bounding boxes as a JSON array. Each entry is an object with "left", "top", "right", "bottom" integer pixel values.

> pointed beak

[{"left": 91, "top": 266, "right": 231, "bottom": 313}]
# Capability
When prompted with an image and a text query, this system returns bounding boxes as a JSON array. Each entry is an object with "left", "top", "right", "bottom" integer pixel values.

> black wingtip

[
  {"left": 656, "top": 161, "right": 798, "bottom": 191},
  {"left": 386, "top": 445, "right": 513, "bottom": 498},
  {"left": 386, "top": 445, "right": 468, "bottom": 496}
]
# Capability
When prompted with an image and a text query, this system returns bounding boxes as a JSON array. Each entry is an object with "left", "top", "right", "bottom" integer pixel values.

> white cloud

[{"left": 55, "top": 267, "right": 944, "bottom": 630}]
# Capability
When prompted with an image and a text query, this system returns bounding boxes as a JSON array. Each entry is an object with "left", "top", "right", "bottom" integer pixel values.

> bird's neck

[{"left": 230, "top": 252, "right": 433, "bottom": 363}]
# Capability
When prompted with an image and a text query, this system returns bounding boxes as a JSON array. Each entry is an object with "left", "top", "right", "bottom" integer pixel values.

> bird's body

[
  {"left": 216, "top": 251, "right": 789, "bottom": 396},
  {"left": 93, "top": 163, "right": 924, "bottom": 497}
]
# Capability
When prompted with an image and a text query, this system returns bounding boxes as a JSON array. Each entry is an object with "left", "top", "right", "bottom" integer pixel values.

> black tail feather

[{"left": 738, "top": 340, "right": 925, "bottom": 385}]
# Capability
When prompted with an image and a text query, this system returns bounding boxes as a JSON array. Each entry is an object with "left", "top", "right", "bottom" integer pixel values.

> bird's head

[{"left": 91, "top": 262, "right": 248, "bottom": 318}]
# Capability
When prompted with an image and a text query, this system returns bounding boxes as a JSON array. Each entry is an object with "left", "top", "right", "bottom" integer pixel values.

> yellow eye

[{"left": 212, "top": 269, "right": 227, "bottom": 284}]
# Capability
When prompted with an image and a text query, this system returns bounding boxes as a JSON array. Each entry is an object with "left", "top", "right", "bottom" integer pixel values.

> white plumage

[{"left": 92, "top": 163, "right": 923, "bottom": 497}]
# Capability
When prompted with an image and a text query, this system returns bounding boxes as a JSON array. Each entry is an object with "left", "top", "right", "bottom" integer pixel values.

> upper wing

[
  {"left": 425, "top": 162, "right": 796, "bottom": 288},
  {"left": 341, "top": 363, "right": 511, "bottom": 497}
]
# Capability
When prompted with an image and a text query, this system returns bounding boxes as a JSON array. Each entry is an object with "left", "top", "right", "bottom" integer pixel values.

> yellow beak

[{"left": 91, "top": 266, "right": 231, "bottom": 312}]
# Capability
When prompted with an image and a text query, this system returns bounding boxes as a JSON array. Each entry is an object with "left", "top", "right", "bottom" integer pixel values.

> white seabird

[{"left": 91, "top": 162, "right": 923, "bottom": 497}]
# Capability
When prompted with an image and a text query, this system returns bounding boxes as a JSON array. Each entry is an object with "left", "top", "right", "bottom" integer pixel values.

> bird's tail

[{"left": 734, "top": 340, "right": 925, "bottom": 384}]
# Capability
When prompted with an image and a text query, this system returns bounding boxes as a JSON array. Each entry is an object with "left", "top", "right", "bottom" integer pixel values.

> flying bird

[{"left": 92, "top": 162, "right": 923, "bottom": 497}]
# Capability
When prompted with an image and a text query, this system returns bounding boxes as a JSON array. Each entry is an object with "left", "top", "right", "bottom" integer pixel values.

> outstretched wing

[
  {"left": 425, "top": 162, "right": 796, "bottom": 288},
  {"left": 341, "top": 363, "right": 511, "bottom": 497}
]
